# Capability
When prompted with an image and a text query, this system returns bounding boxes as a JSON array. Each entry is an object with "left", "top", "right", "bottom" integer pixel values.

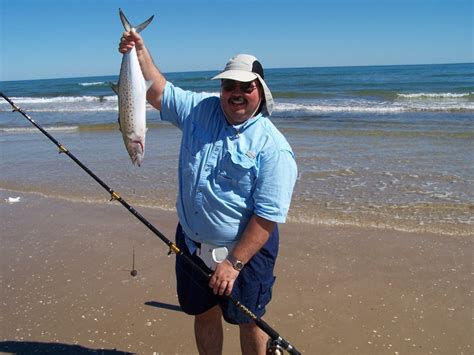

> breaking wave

[
  {"left": 3, "top": 95, "right": 116, "bottom": 104},
  {"left": 397, "top": 92, "right": 474, "bottom": 99},
  {"left": 78, "top": 81, "right": 110, "bottom": 87},
  {"left": 2, "top": 94, "right": 473, "bottom": 115},
  {"left": 0, "top": 126, "right": 80, "bottom": 133}
]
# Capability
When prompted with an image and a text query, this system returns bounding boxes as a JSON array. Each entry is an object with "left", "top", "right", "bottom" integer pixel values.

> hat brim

[
  {"left": 211, "top": 70, "right": 258, "bottom": 82},
  {"left": 212, "top": 71, "right": 274, "bottom": 116}
]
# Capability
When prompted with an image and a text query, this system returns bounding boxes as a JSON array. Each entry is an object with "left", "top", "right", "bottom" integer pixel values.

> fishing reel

[{"left": 266, "top": 339, "right": 284, "bottom": 355}]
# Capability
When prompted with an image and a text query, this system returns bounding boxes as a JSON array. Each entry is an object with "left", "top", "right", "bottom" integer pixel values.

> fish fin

[
  {"left": 109, "top": 82, "right": 119, "bottom": 95},
  {"left": 109, "top": 81, "right": 121, "bottom": 131},
  {"left": 119, "top": 8, "right": 154, "bottom": 33},
  {"left": 117, "top": 116, "right": 122, "bottom": 132},
  {"left": 145, "top": 80, "right": 154, "bottom": 91}
]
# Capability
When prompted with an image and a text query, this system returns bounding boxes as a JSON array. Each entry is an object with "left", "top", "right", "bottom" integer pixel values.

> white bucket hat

[{"left": 212, "top": 54, "right": 274, "bottom": 116}]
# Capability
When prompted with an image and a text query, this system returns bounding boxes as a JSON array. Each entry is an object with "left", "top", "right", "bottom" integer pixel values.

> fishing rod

[{"left": 1, "top": 93, "right": 301, "bottom": 355}]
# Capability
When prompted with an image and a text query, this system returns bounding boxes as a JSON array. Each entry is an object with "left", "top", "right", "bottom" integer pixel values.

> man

[{"left": 119, "top": 31, "right": 297, "bottom": 355}]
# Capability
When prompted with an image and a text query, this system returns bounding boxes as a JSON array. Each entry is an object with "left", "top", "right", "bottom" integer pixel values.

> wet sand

[{"left": 0, "top": 190, "right": 472, "bottom": 354}]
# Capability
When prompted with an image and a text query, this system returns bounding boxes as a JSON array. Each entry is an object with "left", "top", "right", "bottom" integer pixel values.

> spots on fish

[
  {"left": 119, "top": 81, "right": 137, "bottom": 131},
  {"left": 117, "top": 51, "right": 148, "bottom": 166}
]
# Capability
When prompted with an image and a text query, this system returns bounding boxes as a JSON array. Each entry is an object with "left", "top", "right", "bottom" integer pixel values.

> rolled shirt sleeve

[{"left": 253, "top": 148, "right": 297, "bottom": 223}]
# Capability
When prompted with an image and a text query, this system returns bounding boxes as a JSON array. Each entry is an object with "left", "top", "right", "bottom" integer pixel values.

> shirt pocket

[{"left": 216, "top": 150, "right": 256, "bottom": 195}]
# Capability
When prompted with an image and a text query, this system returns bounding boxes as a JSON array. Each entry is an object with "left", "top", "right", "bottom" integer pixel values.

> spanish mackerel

[{"left": 112, "top": 8, "right": 154, "bottom": 166}]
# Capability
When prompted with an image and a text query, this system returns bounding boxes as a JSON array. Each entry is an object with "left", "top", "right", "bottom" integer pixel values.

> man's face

[{"left": 220, "top": 79, "right": 262, "bottom": 125}]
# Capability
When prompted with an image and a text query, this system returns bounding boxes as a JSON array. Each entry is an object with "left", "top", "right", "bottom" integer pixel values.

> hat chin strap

[{"left": 250, "top": 97, "right": 263, "bottom": 118}]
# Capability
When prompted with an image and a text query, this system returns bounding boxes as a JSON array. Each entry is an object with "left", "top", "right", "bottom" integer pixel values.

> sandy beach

[{"left": 0, "top": 190, "right": 471, "bottom": 354}]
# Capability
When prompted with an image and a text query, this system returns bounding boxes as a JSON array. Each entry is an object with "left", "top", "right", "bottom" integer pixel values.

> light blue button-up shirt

[{"left": 160, "top": 82, "right": 297, "bottom": 247}]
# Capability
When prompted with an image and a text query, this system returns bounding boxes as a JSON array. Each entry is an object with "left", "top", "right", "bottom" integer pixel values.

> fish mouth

[
  {"left": 128, "top": 139, "right": 145, "bottom": 166},
  {"left": 132, "top": 139, "right": 144, "bottom": 153},
  {"left": 132, "top": 155, "right": 144, "bottom": 167}
]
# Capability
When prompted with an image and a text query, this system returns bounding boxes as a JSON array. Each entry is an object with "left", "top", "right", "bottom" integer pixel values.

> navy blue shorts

[{"left": 175, "top": 223, "right": 279, "bottom": 324}]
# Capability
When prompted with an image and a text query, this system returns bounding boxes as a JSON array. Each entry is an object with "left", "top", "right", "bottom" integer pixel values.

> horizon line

[{"left": 1, "top": 61, "right": 472, "bottom": 83}]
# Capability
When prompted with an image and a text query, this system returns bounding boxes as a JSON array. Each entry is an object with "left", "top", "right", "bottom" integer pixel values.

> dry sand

[{"left": 0, "top": 191, "right": 472, "bottom": 354}]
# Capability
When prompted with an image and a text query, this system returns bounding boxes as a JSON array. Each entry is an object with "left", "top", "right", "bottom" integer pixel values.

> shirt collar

[{"left": 228, "top": 113, "right": 262, "bottom": 133}]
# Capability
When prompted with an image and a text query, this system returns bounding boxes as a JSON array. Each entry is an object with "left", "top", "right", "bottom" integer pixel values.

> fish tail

[{"left": 119, "top": 8, "right": 154, "bottom": 33}]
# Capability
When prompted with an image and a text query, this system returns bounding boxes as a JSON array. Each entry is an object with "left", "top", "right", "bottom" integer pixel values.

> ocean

[{"left": 1, "top": 63, "right": 473, "bottom": 236}]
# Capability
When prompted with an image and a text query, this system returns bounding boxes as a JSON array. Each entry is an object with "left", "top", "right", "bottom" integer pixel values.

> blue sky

[{"left": 1, "top": 0, "right": 472, "bottom": 81}]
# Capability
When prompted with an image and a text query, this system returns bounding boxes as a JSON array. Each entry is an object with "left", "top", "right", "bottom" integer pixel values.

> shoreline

[
  {"left": 1, "top": 190, "right": 472, "bottom": 354},
  {"left": 1, "top": 186, "right": 471, "bottom": 238}
]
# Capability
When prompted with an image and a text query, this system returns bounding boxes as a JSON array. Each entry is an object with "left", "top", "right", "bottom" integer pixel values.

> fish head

[{"left": 127, "top": 138, "right": 145, "bottom": 166}]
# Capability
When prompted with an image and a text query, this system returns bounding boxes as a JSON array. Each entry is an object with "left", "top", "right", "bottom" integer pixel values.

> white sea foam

[
  {"left": 78, "top": 81, "right": 108, "bottom": 87},
  {"left": 273, "top": 100, "right": 474, "bottom": 115},
  {"left": 1, "top": 126, "right": 79, "bottom": 133},
  {"left": 8, "top": 95, "right": 117, "bottom": 104},
  {"left": 5, "top": 196, "right": 21, "bottom": 203},
  {"left": 0, "top": 95, "right": 119, "bottom": 113},
  {"left": 397, "top": 92, "right": 473, "bottom": 99},
  {"left": 1, "top": 91, "right": 473, "bottom": 115},
  {"left": 274, "top": 102, "right": 406, "bottom": 114}
]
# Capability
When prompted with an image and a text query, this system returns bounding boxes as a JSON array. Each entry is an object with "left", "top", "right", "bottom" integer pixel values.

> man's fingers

[
  {"left": 217, "top": 280, "right": 229, "bottom": 296},
  {"left": 225, "top": 280, "right": 234, "bottom": 296},
  {"left": 209, "top": 277, "right": 234, "bottom": 296}
]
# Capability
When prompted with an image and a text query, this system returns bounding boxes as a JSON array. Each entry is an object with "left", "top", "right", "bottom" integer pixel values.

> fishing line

[
  {"left": 130, "top": 246, "right": 138, "bottom": 277},
  {"left": 1, "top": 93, "right": 301, "bottom": 355}
]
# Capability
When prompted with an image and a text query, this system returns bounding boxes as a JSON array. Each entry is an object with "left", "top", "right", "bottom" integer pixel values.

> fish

[{"left": 111, "top": 8, "right": 154, "bottom": 166}]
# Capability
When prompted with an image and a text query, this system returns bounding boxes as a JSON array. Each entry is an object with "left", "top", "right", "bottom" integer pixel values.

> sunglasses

[{"left": 221, "top": 79, "right": 259, "bottom": 94}]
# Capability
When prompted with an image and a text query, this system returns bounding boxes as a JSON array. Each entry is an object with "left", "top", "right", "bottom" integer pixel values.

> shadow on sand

[
  {"left": 1, "top": 303, "right": 182, "bottom": 354},
  {"left": 144, "top": 301, "right": 182, "bottom": 312},
  {"left": 0, "top": 341, "right": 133, "bottom": 354}
]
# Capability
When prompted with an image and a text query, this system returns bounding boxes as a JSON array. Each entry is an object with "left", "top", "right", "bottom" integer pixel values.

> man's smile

[{"left": 229, "top": 96, "right": 246, "bottom": 105}]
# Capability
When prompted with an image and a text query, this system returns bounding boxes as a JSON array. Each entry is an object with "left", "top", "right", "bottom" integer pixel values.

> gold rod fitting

[
  {"left": 168, "top": 244, "right": 180, "bottom": 255},
  {"left": 58, "top": 145, "right": 68, "bottom": 154},
  {"left": 110, "top": 191, "right": 120, "bottom": 201}
]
